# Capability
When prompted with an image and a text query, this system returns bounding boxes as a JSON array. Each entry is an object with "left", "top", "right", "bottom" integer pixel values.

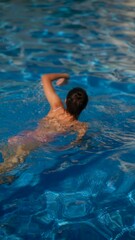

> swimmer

[{"left": 0, "top": 73, "right": 88, "bottom": 174}]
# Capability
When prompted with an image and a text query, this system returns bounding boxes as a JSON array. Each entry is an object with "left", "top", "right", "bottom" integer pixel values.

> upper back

[{"left": 39, "top": 107, "right": 87, "bottom": 135}]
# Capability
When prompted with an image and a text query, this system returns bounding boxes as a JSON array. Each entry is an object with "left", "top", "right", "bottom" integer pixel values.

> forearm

[{"left": 42, "top": 73, "right": 69, "bottom": 83}]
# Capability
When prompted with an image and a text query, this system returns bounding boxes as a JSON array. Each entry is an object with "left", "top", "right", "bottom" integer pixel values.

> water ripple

[
  {"left": 0, "top": 0, "right": 135, "bottom": 79},
  {"left": 0, "top": 0, "right": 135, "bottom": 239}
]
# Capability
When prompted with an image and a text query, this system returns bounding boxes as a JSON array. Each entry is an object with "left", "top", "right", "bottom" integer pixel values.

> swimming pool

[{"left": 0, "top": 0, "right": 135, "bottom": 239}]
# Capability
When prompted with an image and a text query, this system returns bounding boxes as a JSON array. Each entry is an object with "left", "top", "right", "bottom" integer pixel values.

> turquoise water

[{"left": 0, "top": 0, "right": 135, "bottom": 239}]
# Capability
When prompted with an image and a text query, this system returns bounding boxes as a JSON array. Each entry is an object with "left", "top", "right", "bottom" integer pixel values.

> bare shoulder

[
  {"left": 69, "top": 121, "right": 88, "bottom": 144},
  {"left": 73, "top": 121, "right": 88, "bottom": 129},
  {"left": 72, "top": 121, "right": 88, "bottom": 136}
]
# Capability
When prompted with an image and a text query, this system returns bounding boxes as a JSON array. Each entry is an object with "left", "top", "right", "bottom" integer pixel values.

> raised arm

[{"left": 41, "top": 73, "right": 69, "bottom": 110}]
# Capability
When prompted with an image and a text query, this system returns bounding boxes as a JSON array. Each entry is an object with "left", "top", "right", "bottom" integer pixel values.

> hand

[
  {"left": 56, "top": 78, "right": 66, "bottom": 86},
  {"left": 56, "top": 74, "right": 69, "bottom": 86}
]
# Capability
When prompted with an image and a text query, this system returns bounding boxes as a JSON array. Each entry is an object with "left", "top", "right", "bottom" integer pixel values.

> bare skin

[{"left": 0, "top": 73, "right": 88, "bottom": 174}]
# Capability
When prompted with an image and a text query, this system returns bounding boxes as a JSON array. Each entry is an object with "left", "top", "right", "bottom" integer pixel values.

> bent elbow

[
  {"left": 41, "top": 74, "right": 52, "bottom": 83},
  {"left": 41, "top": 74, "right": 46, "bottom": 83}
]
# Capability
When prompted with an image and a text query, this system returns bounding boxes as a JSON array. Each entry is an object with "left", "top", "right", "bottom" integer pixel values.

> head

[{"left": 66, "top": 87, "right": 88, "bottom": 119}]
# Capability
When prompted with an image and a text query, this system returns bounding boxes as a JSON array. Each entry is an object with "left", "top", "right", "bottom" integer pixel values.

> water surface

[{"left": 0, "top": 0, "right": 135, "bottom": 239}]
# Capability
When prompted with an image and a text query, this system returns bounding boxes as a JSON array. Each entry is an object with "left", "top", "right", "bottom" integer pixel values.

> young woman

[{"left": 0, "top": 73, "right": 88, "bottom": 174}]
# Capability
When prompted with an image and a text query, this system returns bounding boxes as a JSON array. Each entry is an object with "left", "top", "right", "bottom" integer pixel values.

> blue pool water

[{"left": 0, "top": 0, "right": 135, "bottom": 239}]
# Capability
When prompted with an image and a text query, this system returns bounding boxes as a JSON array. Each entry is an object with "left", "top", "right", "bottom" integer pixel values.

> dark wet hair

[{"left": 66, "top": 87, "right": 88, "bottom": 118}]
